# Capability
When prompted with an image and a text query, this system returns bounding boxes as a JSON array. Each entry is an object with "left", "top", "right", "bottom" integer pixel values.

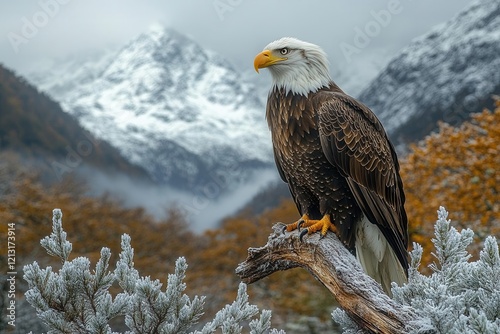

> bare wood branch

[{"left": 235, "top": 223, "right": 416, "bottom": 334}]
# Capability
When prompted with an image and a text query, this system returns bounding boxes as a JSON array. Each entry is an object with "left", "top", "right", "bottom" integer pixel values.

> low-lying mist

[{"left": 80, "top": 166, "right": 279, "bottom": 231}]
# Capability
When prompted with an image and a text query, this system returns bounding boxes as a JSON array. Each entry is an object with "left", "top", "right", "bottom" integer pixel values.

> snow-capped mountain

[
  {"left": 28, "top": 26, "right": 273, "bottom": 191},
  {"left": 358, "top": 0, "right": 500, "bottom": 145}
]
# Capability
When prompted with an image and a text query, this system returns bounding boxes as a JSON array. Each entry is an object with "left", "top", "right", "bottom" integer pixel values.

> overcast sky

[{"left": 1, "top": 1, "right": 470, "bottom": 91}]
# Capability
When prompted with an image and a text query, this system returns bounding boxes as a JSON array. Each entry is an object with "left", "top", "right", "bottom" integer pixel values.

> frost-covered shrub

[
  {"left": 23, "top": 209, "right": 283, "bottom": 334},
  {"left": 394, "top": 207, "right": 500, "bottom": 333},
  {"left": 334, "top": 207, "right": 500, "bottom": 333}
]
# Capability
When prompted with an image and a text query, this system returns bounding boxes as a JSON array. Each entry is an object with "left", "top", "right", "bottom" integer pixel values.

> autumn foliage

[
  {"left": 401, "top": 99, "right": 500, "bottom": 267},
  {"left": 0, "top": 158, "right": 334, "bottom": 329}
]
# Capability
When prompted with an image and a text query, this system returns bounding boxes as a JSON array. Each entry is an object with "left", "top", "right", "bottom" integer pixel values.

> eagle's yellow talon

[
  {"left": 299, "top": 229, "right": 308, "bottom": 241},
  {"left": 285, "top": 214, "right": 309, "bottom": 232},
  {"left": 285, "top": 221, "right": 298, "bottom": 232},
  {"left": 287, "top": 214, "right": 336, "bottom": 240},
  {"left": 297, "top": 219, "right": 305, "bottom": 231}
]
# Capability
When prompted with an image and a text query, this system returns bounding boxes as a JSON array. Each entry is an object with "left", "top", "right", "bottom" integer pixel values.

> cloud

[
  {"left": 1, "top": 0, "right": 470, "bottom": 75},
  {"left": 80, "top": 164, "right": 279, "bottom": 230}
]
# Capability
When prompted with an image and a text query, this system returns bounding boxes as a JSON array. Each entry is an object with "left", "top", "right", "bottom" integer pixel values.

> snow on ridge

[
  {"left": 26, "top": 25, "right": 272, "bottom": 188},
  {"left": 358, "top": 0, "right": 500, "bottom": 138}
]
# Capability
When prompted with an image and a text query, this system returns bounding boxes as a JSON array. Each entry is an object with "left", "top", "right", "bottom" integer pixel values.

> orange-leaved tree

[{"left": 401, "top": 98, "right": 500, "bottom": 267}]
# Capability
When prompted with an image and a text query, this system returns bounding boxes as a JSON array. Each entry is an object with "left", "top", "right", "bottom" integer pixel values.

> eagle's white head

[{"left": 254, "top": 37, "right": 332, "bottom": 96}]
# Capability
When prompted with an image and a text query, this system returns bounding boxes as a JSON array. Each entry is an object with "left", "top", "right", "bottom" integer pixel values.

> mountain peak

[
  {"left": 26, "top": 25, "right": 272, "bottom": 190},
  {"left": 147, "top": 22, "right": 168, "bottom": 35},
  {"left": 140, "top": 24, "right": 193, "bottom": 47},
  {"left": 358, "top": 0, "right": 500, "bottom": 145}
]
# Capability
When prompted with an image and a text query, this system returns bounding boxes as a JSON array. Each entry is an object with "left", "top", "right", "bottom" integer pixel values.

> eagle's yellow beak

[{"left": 254, "top": 50, "right": 287, "bottom": 73}]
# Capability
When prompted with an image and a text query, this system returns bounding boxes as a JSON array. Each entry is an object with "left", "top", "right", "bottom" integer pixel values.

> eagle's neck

[{"left": 269, "top": 62, "right": 332, "bottom": 96}]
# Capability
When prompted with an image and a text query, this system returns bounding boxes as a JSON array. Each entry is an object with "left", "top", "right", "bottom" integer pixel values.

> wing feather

[
  {"left": 273, "top": 146, "right": 287, "bottom": 182},
  {"left": 317, "top": 92, "right": 409, "bottom": 272}
]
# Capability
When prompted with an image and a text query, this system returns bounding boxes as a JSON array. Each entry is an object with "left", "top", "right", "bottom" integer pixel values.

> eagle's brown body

[
  {"left": 266, "top": 84, "right": 408, "bottom": 274},
  {"left": 267, "top": 84, "right": 362, "bottom": 250},
  {"left": 255, "top": 37, "right": 408, "bottom": 293}
]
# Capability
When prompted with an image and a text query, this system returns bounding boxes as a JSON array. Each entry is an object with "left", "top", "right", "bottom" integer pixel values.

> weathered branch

[{"left": 236, "top": 223, "right": 416, "bottom": 334}]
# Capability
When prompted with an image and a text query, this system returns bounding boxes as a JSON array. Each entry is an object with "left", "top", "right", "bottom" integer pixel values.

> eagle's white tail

[{"left": 355, "top": 215, "right": 407, "bottom": 296}]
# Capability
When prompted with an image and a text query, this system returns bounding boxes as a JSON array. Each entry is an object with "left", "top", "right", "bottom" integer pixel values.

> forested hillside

[{"left": 0, "top": 64, "right": 150, "bottom": 183}]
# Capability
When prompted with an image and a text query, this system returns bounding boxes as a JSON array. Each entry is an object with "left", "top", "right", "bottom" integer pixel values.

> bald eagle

[{"left": 254, "top": 37, "right": 408, "bottom": 294}]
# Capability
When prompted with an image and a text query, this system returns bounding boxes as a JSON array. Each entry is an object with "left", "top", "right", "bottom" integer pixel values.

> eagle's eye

[{"left": 280, "top": 48, "right": 289, "bottom": 55}]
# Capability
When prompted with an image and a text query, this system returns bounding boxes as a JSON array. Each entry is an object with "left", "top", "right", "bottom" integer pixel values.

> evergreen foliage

[
  {"left": 23, "top": 209, "right": 281, "bottom": 334},
  {"left": 24, "top": 207, "right": 500, "bottom": 333},
  {"left": 333, "top": 207, "right": 500, "bottom": 333}
]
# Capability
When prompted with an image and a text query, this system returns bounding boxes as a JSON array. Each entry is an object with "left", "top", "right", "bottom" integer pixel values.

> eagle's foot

[
  {"left": 285, "top": 214, "right": 336, "bottom": 241},
  {"left": 284, "top": 214, "right": 308, "bottom": 233}
]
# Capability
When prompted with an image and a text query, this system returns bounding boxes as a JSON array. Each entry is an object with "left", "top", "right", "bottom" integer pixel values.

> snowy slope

[
  {"left": 28, "top": 26, "right": 273, "bottom": 190},
  {"left": 358, "top": 0, "right": 500, "bottom": 144}
]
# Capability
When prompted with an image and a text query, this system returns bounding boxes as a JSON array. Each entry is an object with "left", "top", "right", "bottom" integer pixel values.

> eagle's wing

[
  {"left": 316, "top": 91, "right": 408, "bottom": 272},
  {"left": 273, "top": 147, "right": 287, "bottom": 182}
]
